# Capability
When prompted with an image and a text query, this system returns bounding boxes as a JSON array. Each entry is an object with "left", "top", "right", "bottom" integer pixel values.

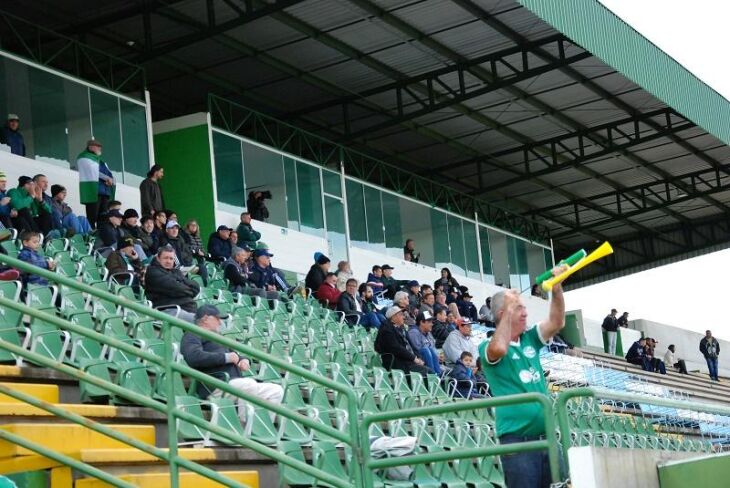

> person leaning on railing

[{"left": 479, "top": 263, "right": 568, "bottom": 488}]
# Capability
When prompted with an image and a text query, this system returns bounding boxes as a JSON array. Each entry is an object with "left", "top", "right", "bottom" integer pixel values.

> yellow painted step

[
  {"left": 0, "top": 383, "right": 59, "bottom": 403},
  {"left": 0, "top": 424, "right": 155, "bottom": 457},
  {"left": 0, "top": 403, "right": 117, "bottom": 418},
  {"left": 75, "top": 470, "right": 259, "bottom": 487},
  {"left": 0, "top": 367, "right": 21, "bottom": 378}
]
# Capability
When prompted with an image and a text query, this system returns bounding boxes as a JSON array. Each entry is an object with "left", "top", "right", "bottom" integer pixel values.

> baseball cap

[
  {"left": 458, "top": 319, "right": 474, "bottom": 327},
  {"left": 417, "top": 310, "right": 434, "bottom": 323},
  {"left": 107, "top": 209, "right": 123, "bottom": 219},
  {"left": 165, "top": 220, "right": 180, "bottom": 229},
  {"left": 381, "top": 264, "right": 394, "bottom": 270},
  {"left": 86, "top": 139, "right": 102, "bottom": 147},
  {"left": 385, "top": 306, "right": 404, "bottom": 319},
  {"left": 462, "top": 292, "right": 473, "bottom": 299},
  {"left": 7, "top": 114, "right": 19, "bottom": 121},
  {"left": 254, "top": 248, "right": 274, "bottom": 257},
  {"left": 217, "top": 225, "right": 232, "bottom": 232},
  {"left": 194, "top": 304, "right": 229, "bottom": 321}
]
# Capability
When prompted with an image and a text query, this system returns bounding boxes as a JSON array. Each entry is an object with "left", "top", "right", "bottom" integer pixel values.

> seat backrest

[{"left": 0, "top": 281, "right": 22, "bottom": 328}]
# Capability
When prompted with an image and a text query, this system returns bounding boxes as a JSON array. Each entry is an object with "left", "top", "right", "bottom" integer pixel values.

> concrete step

[
  {"left": 0, "top": 424, "right": 156, "bottom": 457},
  {"left": 0, "top": 382, "right": 58, "bottom": 404},
  {"left": 74, "top": 470, "right": 259, "bottom": 487}
]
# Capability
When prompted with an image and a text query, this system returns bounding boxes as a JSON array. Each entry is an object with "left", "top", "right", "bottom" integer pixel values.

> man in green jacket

[
  {"left": 236, "top": 212, "right": 261, "bottom": 248},
  {"left": 380, "top": 264, "right": 409, "bottom": 299},
  {"left": 8, "top": 176, "right": 51, "bottom": 233}
]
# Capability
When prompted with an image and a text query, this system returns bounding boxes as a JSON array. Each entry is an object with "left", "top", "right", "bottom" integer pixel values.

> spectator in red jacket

[{"left": 316, "top": 272, "right": 341, "bottom": 309}]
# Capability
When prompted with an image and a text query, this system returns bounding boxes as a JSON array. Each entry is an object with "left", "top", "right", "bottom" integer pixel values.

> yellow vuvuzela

[{"left": 541, "top": 241, "right": 613, "bottom": 292}]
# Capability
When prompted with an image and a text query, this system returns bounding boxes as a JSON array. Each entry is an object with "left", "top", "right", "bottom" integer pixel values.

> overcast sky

[{"left": 564, "top": 1, "right": 730, "bottom": 341}]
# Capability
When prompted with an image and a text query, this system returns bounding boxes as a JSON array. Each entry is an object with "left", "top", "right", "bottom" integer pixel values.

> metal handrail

[
  {"left": 359, "top": 392, "right": 562, "bottom": 486},
  {"left": 0, "top": 253, "right": 363, "bottom": 487},
  {"left": 555, "top": 386, "right": 730, "bottom": 473}
]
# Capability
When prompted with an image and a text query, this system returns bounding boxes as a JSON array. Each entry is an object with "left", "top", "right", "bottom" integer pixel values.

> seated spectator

[
  {"left": 229, "top": 230, "right": 238, "bottom": 247},
  {"left": 145, "top": 246, "right": 200, "bottom": 323},
  {"left": 207, "top": 225, "right": 233, "bottom": 263},
  {"left": 374, "top": 306, "right": 430, "bottom": 377},
  {"left": 358, "top": 283, "right": 386, "bottom": 324},
  {"left": 380, "top": 264, "right": 407, "bottom": 299},
  {"left": 18, "top": 231, "right": 55, "bottom": 287},
  {"left": 431, "top": 307, "right": 453, "bottom": 348},
  {"left": 403, "top": 239, "right": 420, "bottom": 263},
  {"left": 366, "top": 265, "right": 385, "bottom": 295},
  {"left": 407, "top": 280, "right": 421, "bottom": 308},
  {"left": 449, "top": 351, "right": 484, "bottom": 399},
  {"left": 93, "top": 208, "right": 124, "bottom": 255},
  {"left": 305, "top": 252, "right": 330, "bottom": 294},
  {"left": 433, "top": 291, "right": 448, "bottom": 315},
  {"left": 443, "top": 319, "right": 477, "bottom": 365},
  {"left": 419, "top": 292, "right": 435, "bottom": 315},
  {"left": 316, "top": 272, "right": 341, "bottom": 309},
  {"left": 625, "top": 337, "right": 651, "bottom": 371},
  {"left": 50, "top": 185, "right": 92, "bottom": 236},
  {"left": 223, "top": 246, "right": 278, "bottom": 302},
  {"left": 118, "top": 208, "right": 148, "bottom": 261},
  {"left": 181, "top": 220, "right": 204, "bottom": 256},
  {"left": 235, "top": 212, "right": 261, "bottom": 248},
  {"left": 664, "top": 344, "right": 688, "bottom": 374},
  {"left": 478, "top": 297, "right": 495, "bottom": 326},
  {"left": 338, "top": 278, "right": 384, "bottom": 329},
  {"left": 31, "top": 175, "right": 56, "bottom": 236},
  {"left": 139, "top": 216, "right": 158, "bottom": 255},
  {"left": 617, "top": 311, "right": 629, "bottom": 328},
  {"left": 8, "top": 176, "right": 49, "bottom": 233},
  {"left": 152, "top": 211, "right": 167, "bottom": 246},
  {"left": 335, "top": 260, "right": 353, "bottom": 292},
  {"left": 181, "top": 305, "right": 283, "bottom": 421},
  {"left": 139, "top": 164, "right": 165, "bottom": 217},
  {"left": 420, "top": 284, "right": 433, "bottom": 295},
  {"left": 457, "top": 292, "right": 478, "bottom": 322},
  {"left": 164, "top": 209, "right": 178, "bottom": 223},
  {"left": 645, "top": 337, "right": 666, "bottom": 374},
  {"left": 105, "top": 237, "right": 143, "bottom": 286},
  {"left": 394, "top": 290, "right": 416, "bottom": 327},
  {"left": 0, "top": 172, "right": 13, "bottom": 228},
  {"left": 0, "top": 114, "right": 25, "bottom": 156},
  {"left": 249, "top": 245, "right": 286, "bottom": 296},
  {"left": 407, "top": 311, "right": 442, "bottom": 376},
  {"left": 434, "top": 267, "right": 459, "bottom": 295},
  {"left": 159, "top": 220, "right": 196, "bottom": 273}
]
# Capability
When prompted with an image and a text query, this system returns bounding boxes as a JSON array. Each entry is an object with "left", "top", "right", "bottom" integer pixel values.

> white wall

[{"left": 0, "top": 151, "right": 142, "bottom": 215}]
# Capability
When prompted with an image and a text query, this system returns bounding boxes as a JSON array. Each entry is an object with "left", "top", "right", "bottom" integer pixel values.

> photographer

[
  {"left": 247, "top": 191, "right": 270, "bottom": 222},
  {"left": 403, "top": 239, "right": 420, "bottom": 263}
]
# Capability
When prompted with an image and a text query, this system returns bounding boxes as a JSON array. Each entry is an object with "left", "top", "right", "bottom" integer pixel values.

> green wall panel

[{"left": 153, "top": 124, "right": 216, "bottom": 237}]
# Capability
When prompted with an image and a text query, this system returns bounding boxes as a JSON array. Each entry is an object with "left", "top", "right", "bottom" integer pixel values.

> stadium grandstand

[{"left": 0, "top": 0, "right": 728, "bottom": 487}]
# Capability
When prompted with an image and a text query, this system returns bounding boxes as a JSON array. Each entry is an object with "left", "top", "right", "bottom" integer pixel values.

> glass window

[
  {"left": 64, "top": 81, "right": 91, "bottom": 165},
  {"left": 283, "top": 157, "right": 300, "bottom": 231},
  {"left": 296, "top": 161, "right": 324, "bottom": 237},
  {"left": 544, "top": 248, "right": 553, "bottom": 270},
  {"left": 322, "top": 169, "right": 341, "bottom": 196},
  {"left": 447, "top": 215, "right": 466, "bottom": 276},
  {"left": 28, "top": 67, "right": 69, "bottom": 161},
  {"left": 363, "top": 185, "right": 385, "bottom": 253},
  {"left": 212, "top": 131, "right": 244, "bottom": 209},
  {"left": 399, "top": 198, "right": 434, "bottom": 267},
  {"left": 242, "top": 142, "right": 286, "bottom": 227},
  {"left": 431, "top": 210, "right": 450, "bottom": 267},
  {"left": 463, "top": 221, "right": 480, "bottom": 280},
  {"left": 90, "top": 89, "right": 123, "bottom": 175},
  {"left": 120, "top": 98, "right": 149, "bottom": 180},
  {"left": 527, "top": 243, "right": 549, "bottom": 291},
  {"left": 346, "top": 180, "right": 368, "bottom": 245},
  {"left": 478, "top": 226, "right": 495, "bottom": 284},
  {"left": 488, "top": 230, "right": 510, "bottom": 288},
  {"left": 325, "top": 196, "right": 347, "bottom": 263},
  {"left": 381, "top": 192, "right": 403, "bottom": 259},
  {"left": 508, "top": 237, "right": 530, "bottom": 294}
]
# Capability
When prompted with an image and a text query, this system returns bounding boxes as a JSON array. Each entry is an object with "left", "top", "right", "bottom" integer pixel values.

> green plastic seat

[
  {"left": 0, "top": 281, "right": 30, "bottom": 365},
  {"left": 278, "top": 441, "right": 316, "bottom": 487},
  {"left": 68, "top": 234, "right": 90, "bottom": 260},
  {"left": 175, "top": 395, "right": 210, "bottom": 443},
  {"left": 28, "top": 316, "right": 70, "bottom": 364},
  {"left": 68, "top": 312, "right": 104, "bottom": 365},
  {"left": 424, "top": 445, "right": 468, "bottom": 488},
  {"left": 242, "top": 404, "right": 278, "bottom": 446},
  {"left": 78, "top": 358, "right": 113, "bottom": 404},
  {"left": 208, "top": 396, "right": 246, "bottom": 445},
  {"left": 25, "top": 284, "right": 57, "bottom": 309},
  {"left": 312, "top": 441, "right": 350, "bottom": 487},
  {"left": 0, "top": 240, "right": 19, "bottom": 258},
  {"left": 112, "top": 362, "right": 152, "bottom": 404}
]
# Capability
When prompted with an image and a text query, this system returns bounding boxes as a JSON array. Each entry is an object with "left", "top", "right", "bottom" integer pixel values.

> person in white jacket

[{"left": 443, "top": 320, "right": 477, "bottom": 365}]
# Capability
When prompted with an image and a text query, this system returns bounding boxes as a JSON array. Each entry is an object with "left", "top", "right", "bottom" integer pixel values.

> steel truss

[{"left": 209, "top": 94, "right": 550, "bottom": 243}]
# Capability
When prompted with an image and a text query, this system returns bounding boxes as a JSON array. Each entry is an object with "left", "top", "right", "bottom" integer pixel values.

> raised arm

[
  {"left": 486, "top": 290, "right": 518, "bottom": 363},
  {"left": 538, "top": 264, "right": 569, "bottom": 341}
]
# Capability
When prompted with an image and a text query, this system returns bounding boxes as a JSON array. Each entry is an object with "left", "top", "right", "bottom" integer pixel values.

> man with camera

[{"left": 247, "top": 190, "right": 270, "bottom": 222}]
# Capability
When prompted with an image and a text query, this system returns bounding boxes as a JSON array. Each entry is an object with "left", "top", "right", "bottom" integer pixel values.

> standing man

[
  {"left": 236, "top": 212, "right": 261, "bottom": 248},
  {"left": 602, "top": 308, "right": 619, "bottom": 355},
  {"left": 77, "top": 139, "right": 115, "bottom": 228},
  {"left": 139, "top": 164, "right": 165, "bottom": 217},
  {"left": 479, "top": 265, "right": 567, "bottom": 488},
  {"left": 0, "top": 114, "right": 25, "bottom": 156},
  {"left": 700, "top": 330, "right": 720, "bottom": 381}
]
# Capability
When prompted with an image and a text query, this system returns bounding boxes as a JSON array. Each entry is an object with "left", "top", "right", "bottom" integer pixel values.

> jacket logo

[{"left": 523, "top": 346, "right": 536, "bottom": 359}]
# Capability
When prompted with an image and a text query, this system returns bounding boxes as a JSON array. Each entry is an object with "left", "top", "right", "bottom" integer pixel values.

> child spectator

[
  {"left": 449, "top": 351, "right": 483, "bottom": 399},
  {"left": 18, "top": 231, "right": 55, "bottom": 286}
]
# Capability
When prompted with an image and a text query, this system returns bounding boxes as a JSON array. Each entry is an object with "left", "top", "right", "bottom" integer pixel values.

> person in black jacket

[
  {"left": 625, "top": 338, "right": 651, "bottom": 371},
  {"left": 700, "top": 330, "right": 721, "bottom": 381},
  {"left": 602, "top": 308, "right": 619, "bottom": 355},
  {"left": 305, "top": 253, "right": 330, "bottom": 294},
  {"left": 223, "top": 246, "right": 278, "bottom": 302},
  {"left": 374, "top": 306, "right": 431, "bottom": 378},
  {"left": 139, "top": 165, "right": 165, "bottom": 217},
  {"left": 144, "top": 246, "right": 200, "bottom": 322},
  {"left": 246, "top": 191, "right": 269, "bottom": 222},
  {"left": 337, "top": 278, "right": 385, "bottom": 329},
  {"left": 207, "top": 225, "right": 233, "bottom": 263},
  {"left": 180, "top": 304, "right": 283, "bottom": 420},
  {"left": 93, "top": 208, "right": 124, "bottom": 256}
]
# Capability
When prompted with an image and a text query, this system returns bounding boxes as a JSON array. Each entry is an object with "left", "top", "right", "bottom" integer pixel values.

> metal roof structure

[{"left": 3, "top": 0, "right": 730, "bottom": 288}]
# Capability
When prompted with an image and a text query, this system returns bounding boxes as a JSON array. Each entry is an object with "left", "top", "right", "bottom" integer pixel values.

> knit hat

[
  {"left": 123, "top": 209, "right": 139, "bottom": 219},
  {"left": 316, "top": 253, "right": 330, "bottom": 265},
  {"left": 0, "top": 172, "right": 6, "bottom": 182},
  {"left": 50, "top": 184, "right": 65, "bottom": 197}
]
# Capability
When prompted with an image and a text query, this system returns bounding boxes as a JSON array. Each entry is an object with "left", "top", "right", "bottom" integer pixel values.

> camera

[{"left": 260, "top": 190, "right": 272, "bottom": 200}]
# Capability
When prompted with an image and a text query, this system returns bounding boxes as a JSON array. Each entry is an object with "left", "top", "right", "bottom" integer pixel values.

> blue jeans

[
  {"left": 418, "top": 346, "right": 442, "bottom": 376},
  {"left": 63, "top": 213, "right": 92, "bottom": 235},
  {"left": 360, "top": 311, "right": 385, "bottom": 329},
  {"left": 706, "top": 357, "right": 719, "bottom": 380},
  {"left": 499, "top": 434, "right": 552, "bottom": 488}
]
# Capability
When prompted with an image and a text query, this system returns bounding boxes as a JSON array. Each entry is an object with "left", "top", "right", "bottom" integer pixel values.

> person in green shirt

[
  {"left": 479, "top": 265, "right": 567, "bottom": 488},
  {"left": 7, "top": 175, "right": 51, "bottom": 233}
]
